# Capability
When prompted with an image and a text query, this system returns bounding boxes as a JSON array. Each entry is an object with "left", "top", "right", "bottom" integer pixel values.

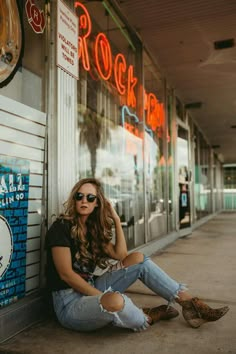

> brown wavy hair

[{"left": 61, "top": 178, "right": 113, "bottom": 269}]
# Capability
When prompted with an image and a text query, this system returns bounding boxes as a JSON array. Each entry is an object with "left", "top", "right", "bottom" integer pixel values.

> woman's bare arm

[
  {"left": 105, "top": 202, "right": 128, "bottom": 260},
  {"left": 52, "top": 247, "right": 102, "bottom": 295}
]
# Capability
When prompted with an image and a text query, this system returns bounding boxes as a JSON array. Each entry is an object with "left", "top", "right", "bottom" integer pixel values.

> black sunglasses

[{"left": 74, "top": 192, "right": 97, "bottom": 203}]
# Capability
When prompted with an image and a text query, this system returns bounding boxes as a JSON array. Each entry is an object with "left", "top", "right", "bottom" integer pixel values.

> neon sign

[
  {"left": 74, "top": 2, "right": 165, "bottom": 133},
  {"left": 121, "top": 105, "right": 153, "bottom": 139},
  {"left": 114, "top": 54, "right": 126, "bottom": 95},
  {"left": 77, "top": 2, "right": 91, "bottom": 71},
  {"left": 94, "top": 33, "right": 113, "bottom": 81}
]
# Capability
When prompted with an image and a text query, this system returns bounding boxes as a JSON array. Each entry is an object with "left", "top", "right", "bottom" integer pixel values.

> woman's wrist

[{"left": 113, "top": 216, "right": 121, "bottom": 225}]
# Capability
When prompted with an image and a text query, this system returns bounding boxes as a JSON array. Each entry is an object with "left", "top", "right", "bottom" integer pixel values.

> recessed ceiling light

[{"left": 214, "top": 38, "right": 234, "bottom": 50}]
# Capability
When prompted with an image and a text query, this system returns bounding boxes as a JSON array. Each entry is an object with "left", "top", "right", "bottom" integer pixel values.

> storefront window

[
  {"left": 223, "top": 164, "right": 236, "bottom": 210},
  {"left": 143, "top": 52, "right": 167, "bottom": 240},
  {"left": 194, "top": 127, "right": 212, "bottom": 219},
  {"left": 194, "top": 126, "right": 200, "bottom": 220},
  {"left": 200, "top": 135, "right": 211, "bottom": 216},
  {"left": 167, "top": 92, "right": 176, "bottom": 231},
  {"left": 75, "top": 1, "right": 145, "bottom": 248}
]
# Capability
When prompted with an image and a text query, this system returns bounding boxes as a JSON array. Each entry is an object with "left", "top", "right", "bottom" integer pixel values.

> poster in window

[{"left": 0, "top": 156, "right": 30, "bottom": 308}]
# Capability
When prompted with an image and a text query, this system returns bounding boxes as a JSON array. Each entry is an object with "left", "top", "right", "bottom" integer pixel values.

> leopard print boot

[{"left": 179, "top": 297, "right": 229, "bottom": 328}]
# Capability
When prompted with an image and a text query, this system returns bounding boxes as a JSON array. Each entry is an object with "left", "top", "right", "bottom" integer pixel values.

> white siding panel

[
  {"left": 29, "top": 186, "right": 43, "bottom": 199},
  {"left": 26, "top": 263, "right": 40, "bottom": 278},
  {"left": 27, "top": 237, "right": 41, "bottom": 252},
  {"left": 26, "top": 250, "right": 40, "bottom": 265},
  {"left": 28, "top": 200, "right": 43, "bottom": 213},
  {"left": 25, "top": 276, "right": 40, "bottom": 292},
  {"left": 27, "top": 225, "right": 41, "bottom": 239},
  {"left": 0, "top": 141, "right": 44, "bottom": 161},
  {"left": 28, "top": 213, "right": 42, "bottom": 225},
  {"left": 0, "top": 94, "right": 46, "bottom": 125},
  {"left": 0, "top": 110, "right": 45, "bottom": 137},
  {"left": 29, "top": 174, "right": 43, "bottom": 186},
  {"left": 0, "top": 126, "right": 45, "bottom": 149},
  {"left": 28, "top": 161, "right": 44, "bottom": 174},
  {"left": 0, "top": 95, "right": 46, "bottom": 299}
]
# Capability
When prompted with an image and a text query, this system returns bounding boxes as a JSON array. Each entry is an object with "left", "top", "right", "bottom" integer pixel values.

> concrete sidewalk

[{"left": 0, "top": 212, "right": 235, "bottom": 354}]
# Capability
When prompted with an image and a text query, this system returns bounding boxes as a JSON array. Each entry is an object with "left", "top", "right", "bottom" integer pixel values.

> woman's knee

[
  {"left": 122, "top": 252, "right": 144, "bottom": 267},
  {"left": 100, "top": 292, "right": 124, "bottom": 312}
]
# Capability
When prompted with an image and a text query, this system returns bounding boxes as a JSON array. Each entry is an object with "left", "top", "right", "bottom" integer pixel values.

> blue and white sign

[
  {"left": 0, "top": 156, "right": 30, "bottom": 308},
  {"left": 0, "top": 215, "right": 13, "bottom": 278}
]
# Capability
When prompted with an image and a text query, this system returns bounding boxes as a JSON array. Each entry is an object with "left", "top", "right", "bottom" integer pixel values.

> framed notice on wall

[
  {"left": 0, "top": 156, "right": 30, "bottom": 308},
  {"left": 57, "top": 0, "right": 79, "bottom": 79}
]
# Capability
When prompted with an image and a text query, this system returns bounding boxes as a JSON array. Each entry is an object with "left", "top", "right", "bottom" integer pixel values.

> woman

[{"left": 45, "top": 178, "right": 229, "bottom": 332}]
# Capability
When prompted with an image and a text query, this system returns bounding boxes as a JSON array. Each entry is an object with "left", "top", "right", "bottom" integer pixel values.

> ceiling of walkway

[{"left": 116, "top": 0, "right": 236, "bottom": 164}]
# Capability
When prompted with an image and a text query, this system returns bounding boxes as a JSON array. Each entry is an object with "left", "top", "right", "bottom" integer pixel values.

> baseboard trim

[{"left": 133, "top": 231, "right": 179, "bottom": 256}]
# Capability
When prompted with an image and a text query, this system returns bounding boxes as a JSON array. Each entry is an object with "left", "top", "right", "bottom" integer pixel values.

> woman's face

[{"left": 75, "top": 183, "right": 98, "bottom": 217}]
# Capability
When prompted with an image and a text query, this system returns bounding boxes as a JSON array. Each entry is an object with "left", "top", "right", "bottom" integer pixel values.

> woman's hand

[
  {"left": 105, "top": 199, "right": 120, "bottom": 223},
  {"left": 104, "top": 199, "right": 128, "bottom": 260}
]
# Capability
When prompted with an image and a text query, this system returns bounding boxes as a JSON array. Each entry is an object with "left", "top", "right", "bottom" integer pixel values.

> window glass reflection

[
  {"left": 143, "top": 52, "right": 166, "bottom": 240},
  {"left": 76, "top": 1, "right": 145, "bottom": 248}
]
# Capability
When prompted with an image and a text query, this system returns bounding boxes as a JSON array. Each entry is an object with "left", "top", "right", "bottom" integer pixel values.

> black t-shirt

[{"left": 45, "top": 219, "right": 96, "bottom": 291}]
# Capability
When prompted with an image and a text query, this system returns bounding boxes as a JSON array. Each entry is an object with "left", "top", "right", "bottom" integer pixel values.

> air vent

[
  {"left": 185, "top": 102, "right": 202, "bottom": 109},
  {"left": 214, "top": 38, "right": 234, "bottom": 50},
  {"left": 231, "top": 125, "right": 236, "bottom": 129},
  {"left": 212, "top": 145, "right": 220, "bottom": 149}
]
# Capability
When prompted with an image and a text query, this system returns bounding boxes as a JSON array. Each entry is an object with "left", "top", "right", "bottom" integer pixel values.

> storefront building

[{"left": 0, "top": 0, "right": 223, "bottom": 342}]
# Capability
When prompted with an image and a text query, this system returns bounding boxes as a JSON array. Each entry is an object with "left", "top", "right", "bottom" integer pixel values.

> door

[{"left": 176, "top": 123, "right": 192, "bottom": 235}]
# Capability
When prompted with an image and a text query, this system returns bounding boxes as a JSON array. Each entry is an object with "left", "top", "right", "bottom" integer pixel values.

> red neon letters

[
  {"left": 75, "top": 2, "right": 91, "bottom": 71},
  {"left": 146, "top": 93, "right": 165, "bottom": 131},
  {"left": 74, "top": 1, "right": 165, "bottom": 133},
  {"left": 114, "top": 54, "right": 126, "bottom": 95},
  {"left": 94, "top": 33, "right": 112, "bottom": 80}
]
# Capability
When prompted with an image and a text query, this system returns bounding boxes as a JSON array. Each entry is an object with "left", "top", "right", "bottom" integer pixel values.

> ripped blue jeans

[{"left": 52, "top": 255, "right": 186, "bottom": 332}]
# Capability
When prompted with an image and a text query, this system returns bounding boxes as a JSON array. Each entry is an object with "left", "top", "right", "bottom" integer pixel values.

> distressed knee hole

[
  {"left": 122, "top": 252, "right": 144, "bottom": 267},
  {"left": 100, "top": 292, "right": 124, "bottom": 312}
]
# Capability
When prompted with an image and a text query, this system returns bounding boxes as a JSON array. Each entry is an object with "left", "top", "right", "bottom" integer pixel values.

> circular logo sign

[{"left": 0, "top": 215, "right": 13, "bottom": 279}]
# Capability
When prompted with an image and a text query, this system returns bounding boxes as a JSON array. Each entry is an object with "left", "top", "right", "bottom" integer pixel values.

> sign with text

[
  {"left": 0, "top": 156, "right": 30, "bottom": 308},
  {"left": 57, "top": 0, "right": 79, "bottom": 79}
]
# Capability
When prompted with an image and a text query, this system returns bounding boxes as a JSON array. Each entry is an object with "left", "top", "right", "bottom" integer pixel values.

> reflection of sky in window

[
  {"left": 77, "top": 126, "right": 159, "bottom": 180},
  {"left": 177, "top": 137, "right": 188, "bottom": 168},
  {"left": 145, "top": 132, "right": 158, "bottom": 175},
  {"left": 78, "top": 126, "right": 142, "bottom": 178}
]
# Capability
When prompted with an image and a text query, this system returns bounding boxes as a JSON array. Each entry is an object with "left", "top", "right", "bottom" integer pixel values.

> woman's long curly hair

[{"left": 61, "top": 178, "right": 113, "bottom": 269}]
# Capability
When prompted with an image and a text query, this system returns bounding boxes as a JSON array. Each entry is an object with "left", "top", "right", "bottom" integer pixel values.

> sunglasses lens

[
  {"left": 87, "top": 194, "right": 96, "bottom": 203},
  {"left": 75, "top": 192, "right": 83, "bottom": 201}
]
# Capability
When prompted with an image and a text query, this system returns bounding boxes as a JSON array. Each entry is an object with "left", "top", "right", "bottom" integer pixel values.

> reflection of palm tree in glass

[{"left": 79, "top": 108, "right": 111, "bottom": 177}]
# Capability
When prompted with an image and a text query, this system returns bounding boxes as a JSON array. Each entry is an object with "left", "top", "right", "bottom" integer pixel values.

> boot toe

[{"left": 143, "top": 305, "right": 179, "bottom": 324}]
